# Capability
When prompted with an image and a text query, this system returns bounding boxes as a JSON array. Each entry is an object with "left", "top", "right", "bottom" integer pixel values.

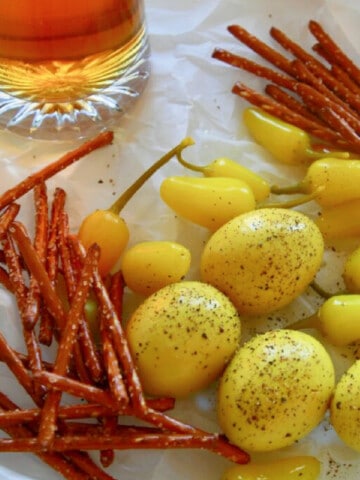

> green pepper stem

[
  {"left": 270, "top": 182, "right": 306, "bottom": 195},
  {"left": 108, "top": 137, "right": 195, "bottom": 215},
  {"left": 258, "top": 187, "right": 323, "bottom": 209},
  {"left": 176, "top": 149, "right": 204, "bottom": 173},
  {"left": 305, "top": 147, "right": 350, "bottom": 160}
]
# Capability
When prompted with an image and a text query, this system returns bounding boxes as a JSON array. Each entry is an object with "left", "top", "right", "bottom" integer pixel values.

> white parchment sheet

[{"left": 0, "top": 0, "right": 359, "bottom": 478}]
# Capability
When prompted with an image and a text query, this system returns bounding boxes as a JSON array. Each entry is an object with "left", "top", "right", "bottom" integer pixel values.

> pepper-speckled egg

[
  {"left": 200, "top": 208, "right": 324, "bottom": 316},
  {"left": 331, "top": 359, "right": 360, "bottom": 452},
  {"left": 125, "top": 281, "right": 241, "bottom": 398},
  {"left": 217, "top": 329, "right": 335, "bottom": 452}
]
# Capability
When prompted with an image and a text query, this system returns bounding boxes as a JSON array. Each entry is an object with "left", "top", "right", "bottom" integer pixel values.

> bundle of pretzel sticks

[
  {"left": 0, "top": 132, "right": 249, "bottom": 480},
  {"left": 213, "top": 20, "right": 360, "bottom": 154}
]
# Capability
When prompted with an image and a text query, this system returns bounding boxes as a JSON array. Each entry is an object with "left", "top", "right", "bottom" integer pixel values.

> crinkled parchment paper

[{"left": 0, "top": 0, "right": 359, "bottom": 478}]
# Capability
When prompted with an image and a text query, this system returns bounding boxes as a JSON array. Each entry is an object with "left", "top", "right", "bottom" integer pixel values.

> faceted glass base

[{"left": 0, "top": 26, "right": 151, "bottom": 140}]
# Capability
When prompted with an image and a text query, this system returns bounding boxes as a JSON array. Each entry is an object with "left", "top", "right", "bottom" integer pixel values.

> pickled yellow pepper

[
  {"left": 316, "top": 199, "right": 360, "bottom": 239},
  {"left": 318, "top": 294, "right": 360, "bottom": 346},
  {"left": 243, "top": 107, "right": 349, "bottom": 165},
  {"left": 176, "top": 151, "right": 270, "bottom": 201},
  {"left": 222, "top": 455, "right": 321, "bottom": 480},
  {"left": 271, "top": 158, "right": 360, "bottom": 207}
]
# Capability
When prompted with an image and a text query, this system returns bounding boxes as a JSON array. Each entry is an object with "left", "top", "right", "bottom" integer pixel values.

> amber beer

[
  {"left": 0, "top": 0, "right": 150, "bottom": 137},
  {"left": 0, "top": 0, "right": 144, "bottom": 60}
]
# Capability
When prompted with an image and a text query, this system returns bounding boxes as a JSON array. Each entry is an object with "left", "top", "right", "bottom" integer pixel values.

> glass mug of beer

[{"left": 0, "top": 0, "right": 151, "bottom": 140}]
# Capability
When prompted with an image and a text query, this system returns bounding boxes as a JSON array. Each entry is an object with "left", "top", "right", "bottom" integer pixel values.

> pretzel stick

[
  {"left": 9, "top": 221, "right": 66, "bottom": 326},
  {"left": 39, "top": 188, "right": 66, "bottom": 346},
  {"left": 69, "top": 236, "right": 149, "bottom": 413},
  {"left": 98, "top": 303, "right": 128, "bottom": 466},
  {"left": 9, "top": 221, "right": 91, "bottom": 383},
  {"left": 0, "top": 433, "right": 250, "bottom": 463},
  {"left": 0, "top": 397, "right": 176, "bottom": 427},
  {"left": 293, "top": 81, "right": 360, "bottom": 145},
  {"left": 100, "top": 315, "right": 129, "bottom": 406},
  {"left": 58, "top": 212, "right": 104, "bottom": 384},
  {"left": 2, "top": 233, "right": 44, "bottom": 401},
  {"left": 0, "top": 203, "right": 20, "bottom": 237},
  {"left": 0, "top": 392, "right": 100, "bottom": 480},
  {"left": 309, "top": 20, "right": 360, "bottom": 87},
  {"left": 212, "top": 48, "right": 296, "bottom": 90},
  {"left": 312, "top": 41, "right": 360, "bottom": 94},
  {"left": 92, "top": 270, "right": 148, "bottom": 414},
  {"left": 270, "top": 26, "right": 360, "bottom": 113},
  {"left": 291, "top": 60, "right": 360, "bottom": 133},
  {"left": 330, "top": 63, "right": 360, "bottom": 95},
  {"left": 34, "top": 370, "right": 120, "bottom": 409},
  {"left": 12, "top": 350, "right": 53, "bottom": 371},
  {"left": 0, "top": 131, "right": 113, "bottom": 213},
  {"left": 109, "top": 270, "right": 125, "bottom": 324},
  {"left": 264, "top": 84, "right": 322, "bottom": 122},
  {"left": 318, "top": 106, "right": 360, "bottom": 145},
  {"left": 232, "top": 82, "right": 354, "bottom": 149},
  {"left": 23, "top": 182, "right": 49, "bottom": 330},
  {"left": 223, "top": 25, "right": 360, "bottom": 119},
  {"left": 98, "top": 414, "right": 117, "bottom": 467},
  {"left": 227, "top": 24, "right": 293, "bottom": 74},
  {"left": 37, "top": 243, "right": 100, "bottom": 448}
]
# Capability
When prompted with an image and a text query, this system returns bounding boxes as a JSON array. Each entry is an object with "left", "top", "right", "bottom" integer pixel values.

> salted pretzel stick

[
  {"left": 100, "top": 315, "right": 129, "bottom": 406},
  {"left": 98, "top": 306, "right": 128, "bottom": 466},
  {"left": 98, "top": 414, "right": 117, "bottom": 467},
  {"left": 312, "top": 41, "right": 360, "bottom": 94},
  {"left": 0, "top": 397, "right": 176, "bottom": 427},
  {"left": 23, "top": 182, "right": 49, "bottom": 330},
  {"left": 34, "top": 370, "right": 119, "bottom": 408},
  {"left": 0, "top": 203, "right": 20, "bottom": 237},
  {"left": 9, "top": 221, "right": 66, "bottom": 326},
  {"left": 92, "top": 271, "right": 148, "bottom": 413},
  {"left": 9, "top": 221, "right": 91, "bottom": 383},
  {"left": 212, "top": 48, "right": 296, "bottom": 90},
  {"left": 58, "top": 212, "right": 104, "bottom": 384},
  {"left": 294, "top": 81, "right": 360, "bottom": 145},
  {"left": 319, "top": 107, "right": 360, "bottom": 145},
  {"left": 13, "top": 350, "right": 53, "bottom": 371},
  {"left": 109, "top": 270, "right": 125, "bottom": 324},
  {"left": 291, "top": 60, "right": 360, "bottom": 132},
  {"left": 265, "top": 84, "right": 322, "bottom": 122},
  {"left": 2, "top": 233, "right": 44, "bottom": 401},
  {"left": 232, "top": 82, "right": 353, "bottom": 149},
  {"left": 37, "top": 243, "right": 100, "bottom": 448},
  {"left": 331, "top": 64, "right": 360, "bottom": 95},
  {"left": 0, "top": 432, "right": 250, "bottom": 464},
  {"left": 309, "top": 20, "right": 360, "bottom": 87},
  {"left": 62, "top": 422, "right": 162, "bottom": 436},
  {"left": 39, "top": 188, "right": 66, "bottom": 345},
  {"left": 0, "top": 131, "right": 113, "bottom": 213},
  {"left": 0, "top": 393, "right": 100, "bottom": 480},
  {"left": 227, "top": 24, "right": 293, "bottom": 74},
  {"left": 105, "top": 268, "right": 129, "bottom": 464},
  {"left": 270, "top": 26, "right": 360, "bottom": 113},
  {"left": 69, "top": 236, "right": 148, "bottom": 413}
]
